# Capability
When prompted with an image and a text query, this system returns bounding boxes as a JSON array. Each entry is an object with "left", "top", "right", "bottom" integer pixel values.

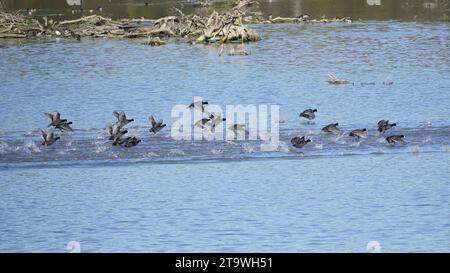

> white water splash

[
  {"left": 331, "top": 132, "right": 346, "bottom": 144},
  {"left": 95, "top": 145, "right": 108, "bottom": 154},
  {"left": 94, "top": 140, "right": 108, "bottom": 154},
  {"left": 315, "top": 144, "right": 323, "bottom": 150},
  {"left": 226, "top": 140, "right": 238, "bottom": 146},
  {"left": 201, "top": 130, "right": 216, "bottom": 141},
  {"left": 375, "top": 148, "right": 384, "bottom": 154},
  {"left": 169, "top": 149, "right": 185, "bottom": 156},
  {"left": 351, "top": 141, "right": 361, "bottom": 148},
  {"left": 411, "top": 145, "right": 422, "bottom": 154},
  {"left": 422, "top": 136, "right": 432, "bottom": 144},
  {"left": 258, "top": 132, "right": 270, "bottom": 142},
  {"left": 210, "top": 149, "right": 224, "bottom": 155},
  {"left": 108, "top": 151, "right": 120, "bottom": 158},
  {"left": 277, "top": 141, "right": 290, "bottom": 153},
  {"left": 23, "top": 139, "right": 41, "bottom": 153},
  {"left": 146, "top": 152, "right": 160, "bottom": 157},
  {"left": 0, "top": 141, "right": 10, "bottom": 154},
  {"left": 306, "top": 130, "right": 321, "bottom": 136},
  {"left": 260, "top": 140, "right": 289, "bottom": 152},
  {"left": 23, "top": 130, "right": 34, "bottom": 137},
  {"left": 302, "top": 121, "right": 315, "bottom": 126},
  {"left": 242, "top": 144, "right": 256, "bottom": 153}
]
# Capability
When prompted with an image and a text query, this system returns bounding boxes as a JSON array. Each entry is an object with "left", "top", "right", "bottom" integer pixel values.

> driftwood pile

[
  {"left": 0, "top": 0, "right": 261, "bottom": 44},
  {"left": 0, "top": 11, "right": 154, "bottom": 39},
  {"left": 149, "top": 7, "right": 261, "bottom": 44},
  {"left": 0, "top": 0, "right": 352, "bottom": 44},
  {"left": 0, "top": 11, "right": 45, "bottom": 38}
]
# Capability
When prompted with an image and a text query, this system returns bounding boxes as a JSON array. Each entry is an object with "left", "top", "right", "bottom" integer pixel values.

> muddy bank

[{"left": 0, "top": 0, "right": 352, "bottom": 44}]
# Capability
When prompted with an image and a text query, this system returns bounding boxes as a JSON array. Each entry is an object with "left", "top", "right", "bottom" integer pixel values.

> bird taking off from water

[
  {"left": 38, "top": 128, "right": 60, "bottom": 146},
  {"left": 291, "top": 136, "right": 311, "bottom": 148},
  {"left": 386, "top": 135, "right": 406, "bottom": 145},
  {"left": 44, "top": 111, "right": 73, "bottom": 132},
  {"left": 377, "top": 120, "right": 397, "bottom": 134},
  {"left": 349, "top": 128, "right": 367, "bottom": 139},
  {"left": 322, "top": 123, "right": 340, "bottom": 134},
  {"left": 113, "top": 111, "right": 134, "bottom": 128},
  {"left": 149, "top": 116, "right": 166, "bottom": 134},
  {"left": 300, "top": 109, "right": 317, "bottom": 120},
  {"left": 188, "top": 100, "right": 209, "bottom": 112}
]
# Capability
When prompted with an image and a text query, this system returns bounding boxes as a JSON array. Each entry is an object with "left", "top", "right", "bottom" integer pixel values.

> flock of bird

[
  {"left": 38, "top": 110, "right": 167, "bottom": 148},
  {"left": 291, "top": 108, "right": 405, "bottom": 148},
  {"left": 38, "top": 112, "right": 73, "bottom": 146},
  {"left": 36, "top": 100, "right": 406, "bottom": 150}
]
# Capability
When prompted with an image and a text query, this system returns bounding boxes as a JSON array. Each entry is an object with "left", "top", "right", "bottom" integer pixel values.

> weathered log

[
  {"left": 58, "top": 15, "right": 118, "bottom": 26},
  {"left": 0, "top": 33, "right": 26, "bottom": 38},
  {"left": 270, "top": 17, "right": 301, "bottom": 23},
  {"left": 327, "top": 74, "right": 349, "bottom": 84}
]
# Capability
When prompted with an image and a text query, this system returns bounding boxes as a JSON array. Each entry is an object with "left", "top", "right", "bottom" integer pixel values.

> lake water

[
  {"left": 1, "top": 6, "right": 450, "bottom": 252},
  {"left": 2, "top": 0, "right": 450, "bottom": 21}
]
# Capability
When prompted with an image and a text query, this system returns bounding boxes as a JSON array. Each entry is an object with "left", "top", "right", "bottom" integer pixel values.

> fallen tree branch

[{"left": 0, "top": 33, "right": 26, "bottom": 38}]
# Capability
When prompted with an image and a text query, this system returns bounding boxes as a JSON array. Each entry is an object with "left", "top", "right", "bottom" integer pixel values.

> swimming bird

[
  {"left": 377, "top": 120, "right": 397, "bottom": 134},
  {"left": 299, "top": 109, "right": 317, "bottom": 120},
  {"left": 322, "top": 123, "right": 340, "bottom": 134},
  {"left": 113, "top": 136, "right": 141, "bottom": 148},
  {"left": 349, "top": 128, "right": 367, "bottom": 139},
  {"left": 386, "top": 135, "right": 406, "bottom": 145},
  {"left": 107, "top": 123, "right": 128, "bottom": 141},
  {"left": 188, "top": 100, "right": 208, "bottom": 112},
  {"left": 291, "top": 136, "right": 311, "bottom": 148},
  {"left": 149, "top": 116, "right": 166, "bottom": 134},
  {"left": 38, "top": 129, "right": 60, "bottom": 146},
  {"left": 113, "top": 111, "right": 134, "bottom": 127}
]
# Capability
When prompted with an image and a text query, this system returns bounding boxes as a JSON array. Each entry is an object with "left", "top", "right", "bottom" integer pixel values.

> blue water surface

[{"left": 0, "top": 21, "right": 449, "bottom": 252}]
